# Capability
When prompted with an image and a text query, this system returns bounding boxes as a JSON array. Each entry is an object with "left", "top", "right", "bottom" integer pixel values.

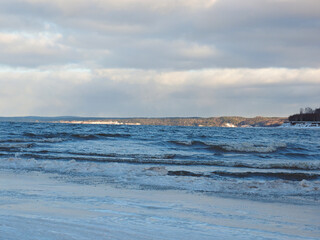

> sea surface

[{"left": 0, "top": 122, "right": 319, "bottom": 203}]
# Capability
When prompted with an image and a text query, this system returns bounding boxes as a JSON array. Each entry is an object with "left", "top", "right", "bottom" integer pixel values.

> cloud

[
  {"left": 0, "top": 67, "right": 319, "bottom": 117},
  {"left": 175, "top": 41, "right": 218, "bottom": 59},
  {"left": 0, "top": 0, "right": 319, "bottom": 116},
  {"left": 0, "top": 32, "right": 80, "bottom": 67},
  {"left": 0, "top": 0, "right": 319, "bottom": 69},
  {"left": 23, "top": 0, "right": 218, "bottom": 12},
  {"left": 95, "top": 68, "right": 320, "bottom": 87}
]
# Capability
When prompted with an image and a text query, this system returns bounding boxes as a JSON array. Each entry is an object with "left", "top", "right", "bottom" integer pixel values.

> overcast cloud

[{"left": 0, "top": 0, "right": 319, "bottom": 117}]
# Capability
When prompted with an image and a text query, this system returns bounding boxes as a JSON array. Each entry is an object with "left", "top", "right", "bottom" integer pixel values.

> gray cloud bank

[
  {"left": 1, "top": 68, "right": 319, "bottom": 117},
  {"left": 0, "top": 0, "right": 319, "bottom": 116}
]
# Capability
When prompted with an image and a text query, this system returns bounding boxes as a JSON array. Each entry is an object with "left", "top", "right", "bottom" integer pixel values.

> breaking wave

[
  {"left": 169, "top": 140, "right": 287, "bottom": 153},
  {"left": 1, "top": 157, "right": 319, "bottom": 200},
  {"left": 2, "top": 150, "right": 320, "bottom": 171},
  {"left": 2, "top": 157, "right": 319, "bottom": 181}
]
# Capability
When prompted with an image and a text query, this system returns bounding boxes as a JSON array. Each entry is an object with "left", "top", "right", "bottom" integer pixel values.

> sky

[{"left": 0, "top": 0, "right": 319, "bottom": 117}]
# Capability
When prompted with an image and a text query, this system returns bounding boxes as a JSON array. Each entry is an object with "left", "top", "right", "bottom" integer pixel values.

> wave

[
  {"left": 4, "top": 157, "right": 317, "bottom": 182},
  {"left": 1, "top": 157, "right": 318, "bottom": 190},
  {"left": 3, "top": 150, "right": 320, "bottom": 171},
  {"left": 70, "top": 134, "right": 100, "bottom": 140},
  {"left": 167, "top": 170, "right": 319, "bottom": 181},
  {"left": 169, "top": 140, "right": 209, "bottom": 147},
  {"left": 18, "top": 153, "right": 116, "bottom": 162},
  {"left": 169, "top": 140, "right": 287, "bottom": 153},
  {"left": 210, "top": 171, "right": 320, "bottom": 181},
  {"left": 96, "top": 133, "right": 131, "bottom": 138},
  {"left": 65, "top": 151, "right": 118, "bottom": 158},
  {"left": 0, "top": 138, "right": 29, "bottom": 143},
  {"left": 0, "top": 143, "right": 35, "bottom": 151},
  {"left": 168, "top": 170, "right": 204, "bottom": 177},
  {"left": 0, "top": 137, "right": 65, "bottom": 143},
  {"left": 70, "top": 133, "right": 131, "bottom": 140},
  {"left": 23, "top": 132, "right": 131, "bottom": 140},
  {"left": 1, "top": 157, "right": 319, "bottom": 202},
  {"left": 221, "top": 142, "right": 287, "bottom": 153},
  {"left": 16, "top": 152, "right": 177, "bottom": 163},
  {"left": 283, "top": 153, "right": 312, "bottom": 158},
  {"left": 23, "top": 133, "right": 37, "bottom": 137},
  {"left": 39, "top": 138, "right": 65, "bottom": 143},
  {"left": 228, "top": 161, "right": 320, "bottom": 170}
]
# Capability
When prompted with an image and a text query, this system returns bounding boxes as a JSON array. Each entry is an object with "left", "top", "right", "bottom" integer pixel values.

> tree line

[{"left": 288, "top": 107, "right": 320, "bottom": 122}]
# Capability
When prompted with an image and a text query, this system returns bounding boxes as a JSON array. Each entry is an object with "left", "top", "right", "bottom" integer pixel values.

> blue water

[{"left": 1, "top": 122, "right": 319, "bottom": 202}]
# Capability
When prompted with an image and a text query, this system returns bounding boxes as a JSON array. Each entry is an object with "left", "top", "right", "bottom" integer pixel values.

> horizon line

[{"left": 0, "top": 115, "right": 287, "bottom": 119}]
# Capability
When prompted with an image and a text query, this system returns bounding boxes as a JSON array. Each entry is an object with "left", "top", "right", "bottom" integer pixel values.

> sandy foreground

[{"left": 0, "top": 169, "right": 319, "bottom": 240}]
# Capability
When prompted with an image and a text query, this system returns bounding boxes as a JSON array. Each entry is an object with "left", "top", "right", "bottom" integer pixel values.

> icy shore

[{"left": 1, "top": 170, "right": 319, "bottom": 240}]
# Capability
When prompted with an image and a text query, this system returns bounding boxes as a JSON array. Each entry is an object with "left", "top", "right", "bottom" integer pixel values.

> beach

[{"left": 1, "top": 169, "right": 319, "bottom": 240}]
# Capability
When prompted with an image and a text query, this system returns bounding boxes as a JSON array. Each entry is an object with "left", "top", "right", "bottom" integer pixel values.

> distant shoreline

[{"left": 0, "top": 116, "right": 287, "bottom": 127}]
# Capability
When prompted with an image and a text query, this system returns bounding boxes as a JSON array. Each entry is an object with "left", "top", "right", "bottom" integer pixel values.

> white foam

[
  {"left": 143, "top": 166, "right": 168, "bottom": 176},
  {"left": 38, "top": 138, "right": 65, "bottom": 143},
  {"left": 223, "top": 142, "right": 287, "bottom": 153}
]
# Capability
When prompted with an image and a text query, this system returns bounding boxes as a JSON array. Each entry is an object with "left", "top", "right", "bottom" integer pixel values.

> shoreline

[
  {"left": 0, "top": 116, "right": 286, "bottom": 127},
  {"left": 1, "top": 169, "right": 319, "bottom": 239}
]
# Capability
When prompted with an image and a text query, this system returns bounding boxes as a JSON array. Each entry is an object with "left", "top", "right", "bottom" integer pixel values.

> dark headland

[
  {"left": 288, "top": 107, "right": 320, "bottom": 122},
  {"left": 284, "top": 107, "right": 320, "bottom": 127}
]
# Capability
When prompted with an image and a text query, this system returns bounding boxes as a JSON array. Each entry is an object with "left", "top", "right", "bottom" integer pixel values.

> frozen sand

[{"left": 0, "top": 170, "right": 319, "bottom": 240}]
